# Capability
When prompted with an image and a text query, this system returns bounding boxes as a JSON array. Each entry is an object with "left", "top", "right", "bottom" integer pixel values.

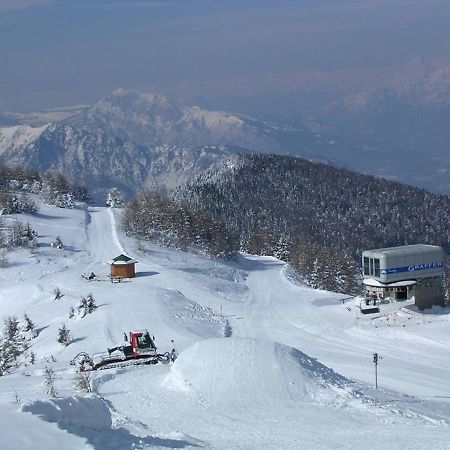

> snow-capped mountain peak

[
  {"left": 0, "top": 88, "right": 347, "bottom": 197},
  {"left": 66, "top": 88, "right": 271, "bottom": 149},
  {"left": 180, "top": 106, "right": 245, "bottom": 130},
  {"left": 92, "top": 88, "right": 181, "bottom": 119}
]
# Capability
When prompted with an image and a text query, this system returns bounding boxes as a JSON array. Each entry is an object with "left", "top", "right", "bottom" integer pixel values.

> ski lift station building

[{"left": 362, "top": 244, "right": 445, "bottom": 310}]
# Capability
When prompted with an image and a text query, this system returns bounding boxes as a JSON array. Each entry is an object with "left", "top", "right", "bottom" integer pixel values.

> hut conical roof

[{"left": 109, "top": 254, "right": 138, "bottom": 265}]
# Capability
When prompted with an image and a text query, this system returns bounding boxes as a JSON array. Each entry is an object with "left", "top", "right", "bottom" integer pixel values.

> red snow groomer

[{"left": 70, "top": 330, "right": 177, "bottom": 371}]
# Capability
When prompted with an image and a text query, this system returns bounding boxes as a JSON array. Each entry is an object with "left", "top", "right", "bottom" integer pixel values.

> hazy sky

[{"left": 1, "top": 0, "right": 450, "bottom": 112}]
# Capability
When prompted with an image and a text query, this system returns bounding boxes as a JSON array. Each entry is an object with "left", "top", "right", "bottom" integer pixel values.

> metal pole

[
  {"left": 373, "top": 353, "right": 379, "bottom": 389},
  {"left": 375, "top": 360, "right": 378, "bottom": 389}
]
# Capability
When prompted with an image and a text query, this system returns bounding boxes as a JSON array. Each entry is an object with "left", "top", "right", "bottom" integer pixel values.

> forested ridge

[{"left": 171, "top": 154, "right": 450, "bottom": 293}]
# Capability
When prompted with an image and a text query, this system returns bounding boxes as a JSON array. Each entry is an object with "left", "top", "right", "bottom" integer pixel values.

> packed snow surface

[{"left": 1, "top": 203, "right": 450, "bottom": 449}]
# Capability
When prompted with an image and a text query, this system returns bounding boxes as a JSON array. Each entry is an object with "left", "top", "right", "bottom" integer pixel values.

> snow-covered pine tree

[
  {"left": 41, "top": 173, "right": 70, "bottom": 206},
  {"left": 43, "top": 366, "right": 57, "bottom": 398},
  {"left": 106, "top": 188, "right": 125, "bottom": 208},
  {"left": 1, "top": 193, "right": 19, "bottom": 214},
  {"left": 10, "top": 220, "right": 24, "bottom": 246},
  {"left": 0, "top": 316, "right": 26, "bottom": 375},
  {"left": 54, "top": 192, "right": 74, "bottom": 209},
  {"left": 74, "top": 371, "right": 93, "bottom": 393},
  {"left": 86, "top": 293, "right": 97, "bottom": 314},
  {"left": 71, "top": 183, "right": 89, "bottom": 202},
  {"left": 0, "top": 227, "right": 5, "bottom": 249},
  {"left": 0, "top": 250, "right": 7, "bottom": 269},
  {"left": 77, "top": 297, "right": 88, "bottom": 318},
  {"left": 18, "top": 193, "right": 38, "bottom": 214},
  {"left": 8, "top": 220, "right": 38, "bottom": 248},
  {"left": 24, "top": 222, "right": 38, "bottom": 250},
  {"left": 273, "top": 235, "right": 291, "bottom": 261},
  {"left": 22, "top": 313, "right": 35, "bottom": 332},
  {"left": 57, "top": 324, "right": 70, "bottom": 346}
]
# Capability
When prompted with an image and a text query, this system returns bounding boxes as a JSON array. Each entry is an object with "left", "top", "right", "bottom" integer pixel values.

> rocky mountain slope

[
  {"left": 66, "top": 89, "right": 281, "bottom": 152},
  {"left": 0, "top": 120, "right": 243, "bottom": 197},
  {"left": 0, "top": 89, "right": 364, "bottom": 199},
  {"left": 1, "top": 87, "right": 449, "bottom": 198},
  {"left": 67, "top": 88, "right": 355, "bottom": 161}
]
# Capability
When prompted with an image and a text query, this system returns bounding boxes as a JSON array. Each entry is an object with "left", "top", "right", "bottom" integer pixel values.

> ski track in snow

[
  {"left": 0, "top": 203, "right": 450, "bottom": 449},
  {"left": 107, "top": 208, "right": 125, "bottom": 256}
]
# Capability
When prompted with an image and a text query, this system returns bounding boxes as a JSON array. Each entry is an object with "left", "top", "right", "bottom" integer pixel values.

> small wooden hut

[{"left": 109, "top": 254, "right": 138, "bottom": 279}]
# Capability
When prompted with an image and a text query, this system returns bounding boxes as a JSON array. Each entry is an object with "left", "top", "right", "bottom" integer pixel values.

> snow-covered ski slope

[{"left": 1, "top": 203, "right": 450, "bottom": 449}]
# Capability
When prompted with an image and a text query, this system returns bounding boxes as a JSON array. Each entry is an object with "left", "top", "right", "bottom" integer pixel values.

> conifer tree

[
  {"left": 77, "top": 297, "right": 88, "bottom": 318},
  {"left": 22, "top": 313, "right": 35, "bottom": 333},
  {"left": 106, "top": 188, "right": 125, "bottom": 208},
  {"left": 74, "top": 371, "right": 93, "bottom": 393},
  {"left": 57, "top": 324, "right": 70, "bottom": 346},
  {"left": 44, "top": 366, "right": 57, "bottom": 398},
  {"left": 86, "top": 293, "right": 97, "bottom": 314},
  {"left": 0, "top": 250, "right": 8, "bottom": 269},
  {"left": 0, "top": 316, "right": 26, "bottom": 375}
]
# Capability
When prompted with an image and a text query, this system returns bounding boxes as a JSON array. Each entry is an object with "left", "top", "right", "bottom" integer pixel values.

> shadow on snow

[{"left": 22, "top": 396, "right": 203, "bottom": 450}]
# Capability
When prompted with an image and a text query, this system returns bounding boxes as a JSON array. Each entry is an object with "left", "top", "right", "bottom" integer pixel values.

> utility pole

[{"left": 373, "top": 352, "right": 381, "bottom": 389}]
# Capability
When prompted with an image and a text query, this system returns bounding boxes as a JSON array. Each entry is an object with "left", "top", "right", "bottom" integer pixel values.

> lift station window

[{"left": 363, "top": 257, "right": 380, "bottom": 276}]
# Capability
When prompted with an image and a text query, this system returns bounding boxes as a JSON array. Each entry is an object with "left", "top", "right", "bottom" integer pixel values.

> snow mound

[{"left": 163, "top": 338, "right": 350, "bottom": 408}]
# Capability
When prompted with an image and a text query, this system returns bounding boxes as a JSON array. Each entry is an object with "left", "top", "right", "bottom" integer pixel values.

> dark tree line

[
  {"left": 123, "top": 191, "right": 238, "bottom": 258},
  {"left": 0, "top": 165, "right": 89, "bottom": 212},
  {"left": 173, "top": 154, "right": 450, "bottom": 294},
  {"left": 0, "top": 192, "right": 38, "bottom": 215}
]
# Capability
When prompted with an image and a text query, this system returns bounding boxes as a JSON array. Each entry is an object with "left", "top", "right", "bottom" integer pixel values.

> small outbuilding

[{"left": 109, "top": 254, "right": 138, "bottom": 279}]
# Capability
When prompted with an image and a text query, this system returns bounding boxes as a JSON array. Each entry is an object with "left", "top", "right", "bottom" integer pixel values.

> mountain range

[
  {"left": 0, "top": 89, "right": 338, "bottom": 198},
  {"left": 0, "top": 87, "right": 449, "bottom": 198}
]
